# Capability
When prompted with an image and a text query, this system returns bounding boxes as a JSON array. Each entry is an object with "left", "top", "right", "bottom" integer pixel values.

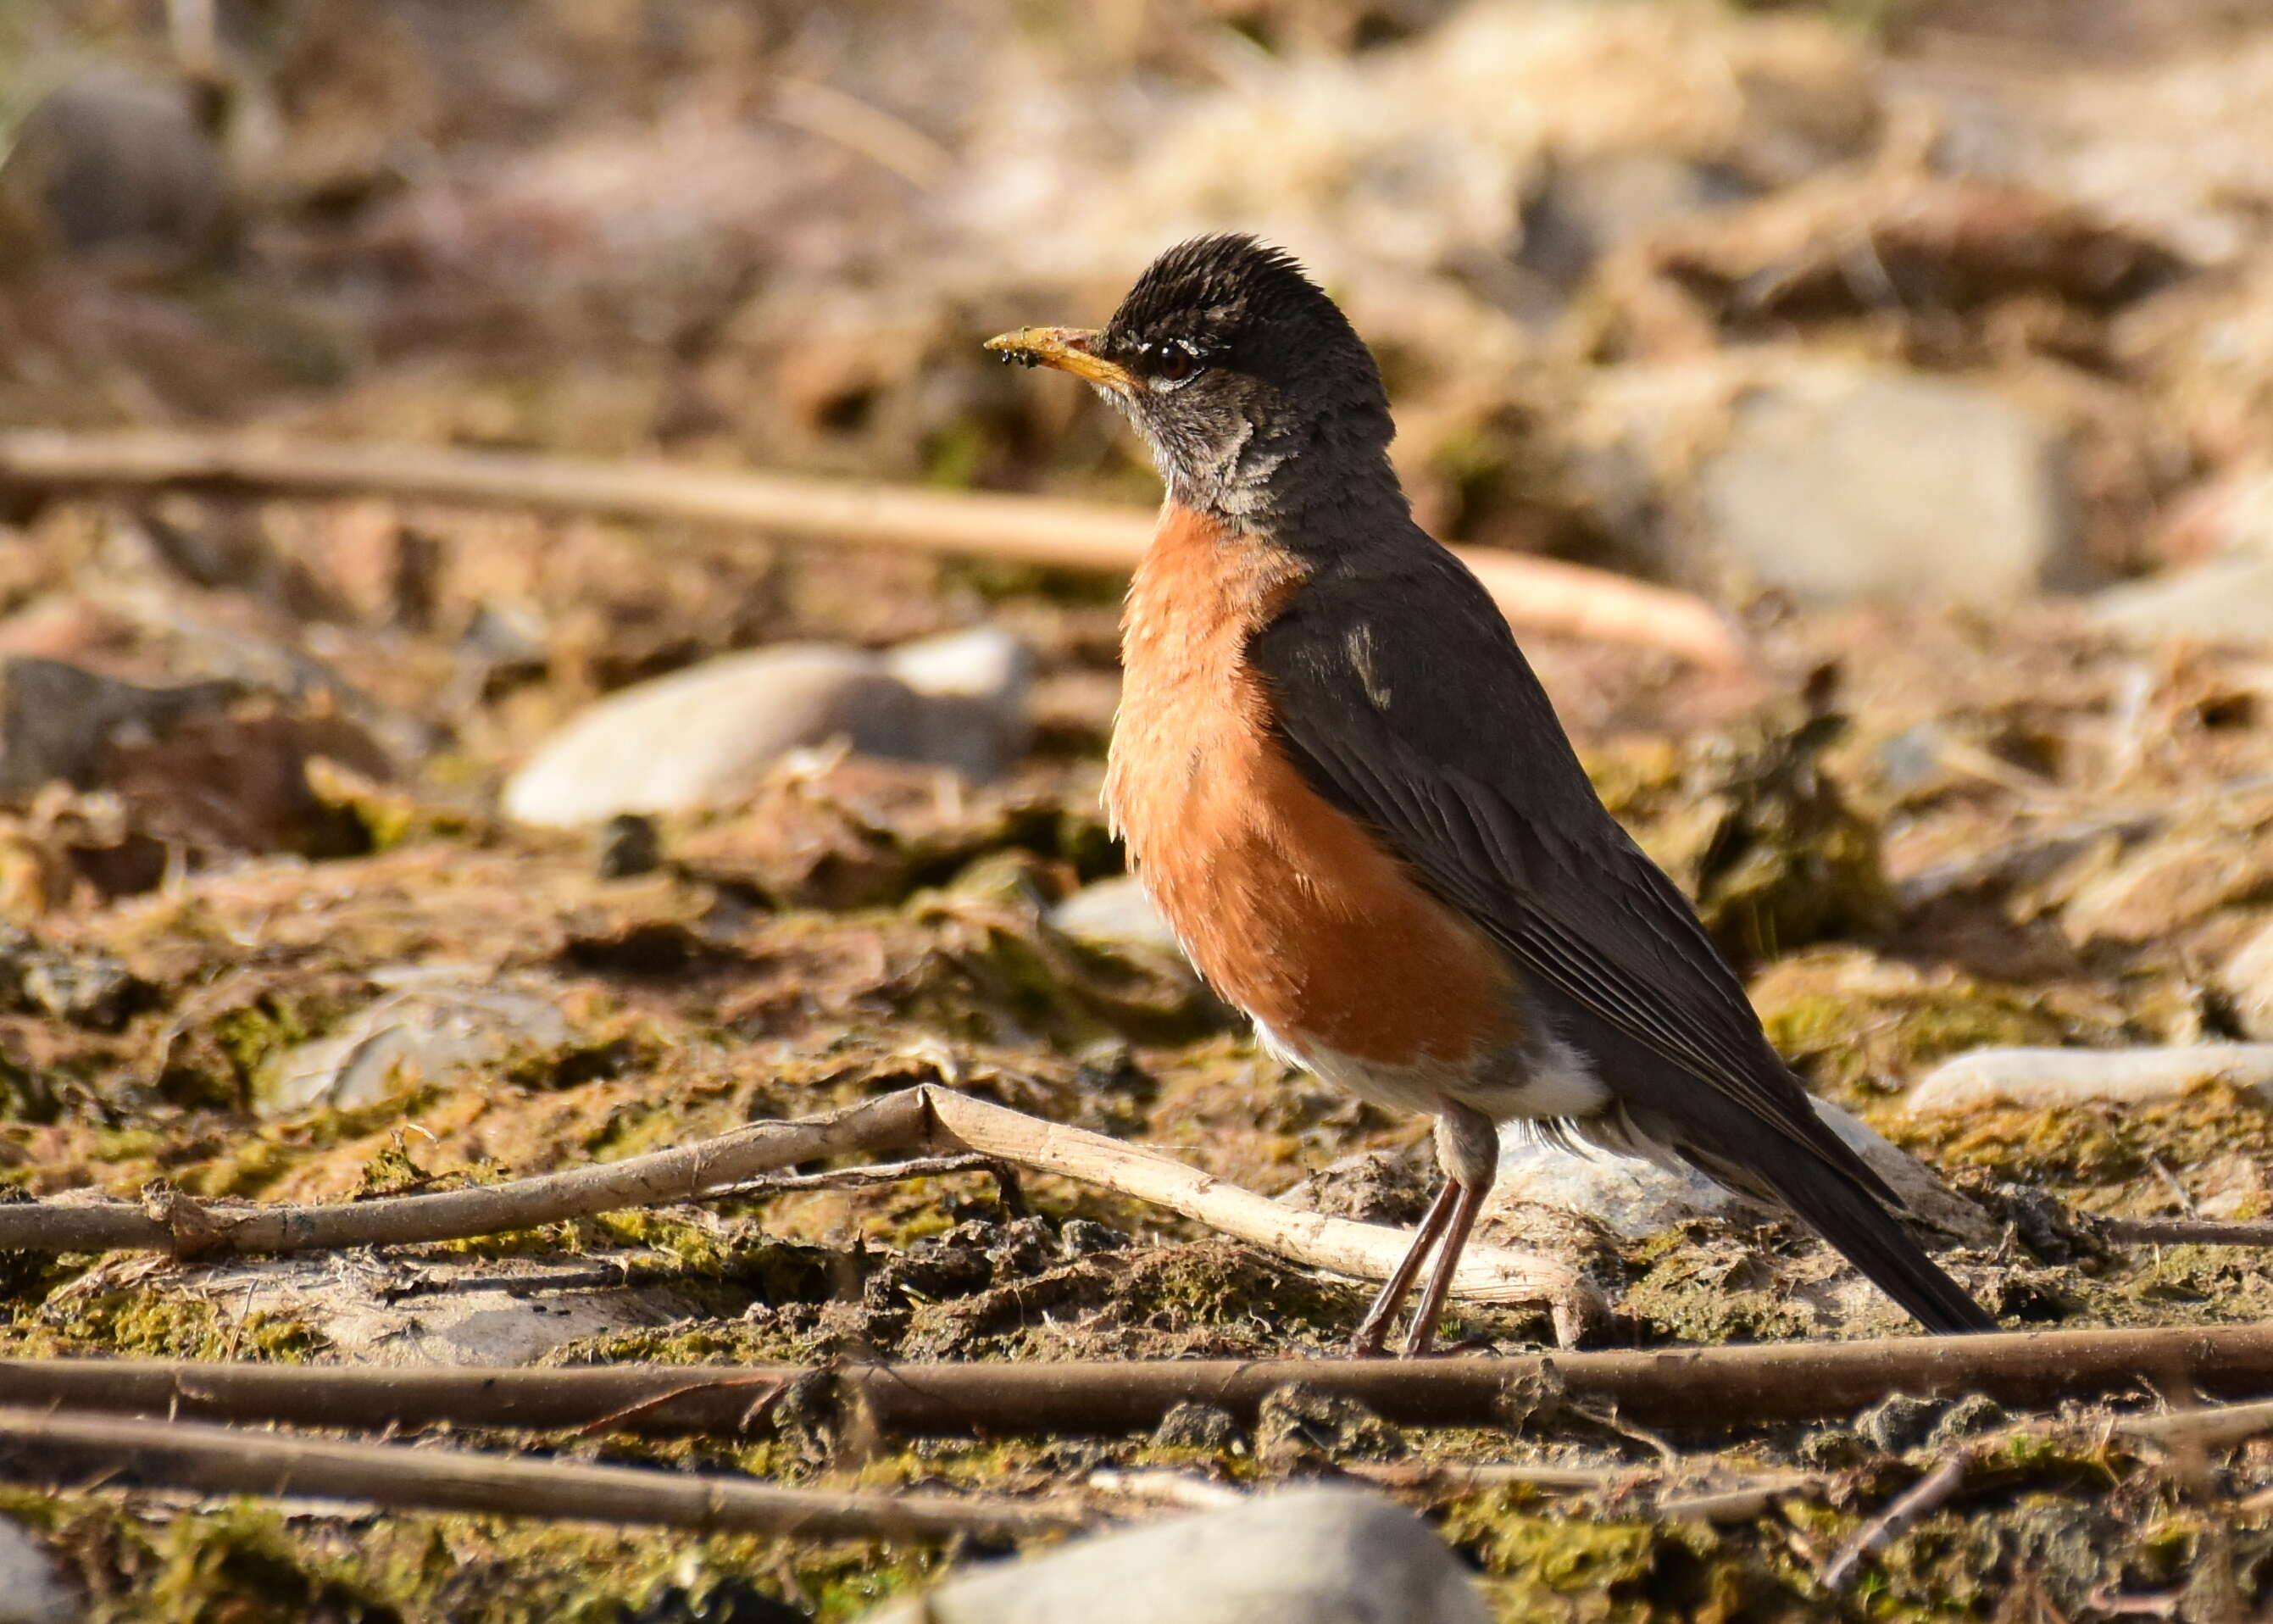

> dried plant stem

[
  {"left": 0, "top": 1086, "right": 1602, "bottom": 1338},
  {"left": 0, "top": 429, "right": 1749, "bottom": 669},
  {"left": 0, "top": 1406, "right": 1080, "bottom": 1539},
  {"left": 1340, "top": 1458, "right": 1821, "bottom": 1522},
  {"left": 8, "top": 1324, "right": 2273, "bottom": 1438},
  {"left": 2093, "top": 1215, "right": 2273, "bottom": 1249},
  {"left": 1822, "top": 1454, "right": 1970, "bottom": 1592},
  {"left": 2117, "top": 1396, "right": 2273, "bottom": 1451}
]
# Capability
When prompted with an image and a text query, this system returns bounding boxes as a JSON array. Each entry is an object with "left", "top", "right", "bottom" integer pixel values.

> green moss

[
  {"left": 0, "top": 1050, "right": 58, "bottom": 1123},
  {"left": 1882, "top": 1082, "right": 2273, "bottom": 1192},
  {"left": 1752, "top": 948, "right": 2074, "bottom": 1102},
  {"left": 13, "top": 1289, "right": 325, "bottom": 1361},
  {"left": 163, "top": 984, "right": 365, "bottom": 1114},
  {"left": 3, "top": 1488, "right": 942, "bottom": 1624},
  {"left": 1592, "top": 709, "right": 1893, "bottom": 966},
  {"left": 1620, "top": 1244, "right": 1820, "bottom": 1345},
  {"left": 1445, "top": 1490, "right": 1744, "bottom": 1619}
]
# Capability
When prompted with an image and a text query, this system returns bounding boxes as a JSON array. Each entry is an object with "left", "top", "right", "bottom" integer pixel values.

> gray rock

[
  {"left": 0, "top": 64, "right": 227, "bottom": 262},
  {"left": 1047, "top": 875, "right": 1184, "bottom": 954},
  {"left": 2221, "top": 919, "right": 2273, "bottom": 1042},
  {"left": 1492, "top": 1096, "right": 1993, "bottom": 1247},
  {"left": 0, "top": 1519, "right": 69, "bottom": 1624},
  {"left": 1908, "top": 1044, "right": 2273, "bottom": 1113},
  {"left": 864, "top": 1486, "right": 1492, "bottom": 1624},
  {"left": 1696, "top": 364, "right": 2079, "bottom": 606},
  {"left": 502, "top": 628, "right": 1032, "bottom": 826},
  {"left": 264, "top": 966, "right": 572, "bottom": 1117},
  {"left": 1521, "top": 150, "right": 1752, "bottom": 285},
  {"left": 2089, "top": 553, "right": 2273, "bottom": 645}
]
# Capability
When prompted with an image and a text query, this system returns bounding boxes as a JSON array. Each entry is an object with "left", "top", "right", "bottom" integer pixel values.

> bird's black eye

[{"left": 1145, "top": 341, "right": 1202, "bottom": 384}]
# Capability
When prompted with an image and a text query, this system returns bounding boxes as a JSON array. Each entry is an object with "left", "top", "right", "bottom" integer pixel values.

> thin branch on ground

[
  {"left": 2117, "top": 1395, "right": 2273, "bottom": 1451},
  {"left": 1342, "top": 1458, "right": 1822, "bottom": 1523},
  {"left": 2092, "top": 1215, "right": 2273, "bottom": 1249},
  {"left": 9, "top": 1322, "right": 2273, "bottom": 1437},
  {"left": 692, "top": 1153, "right": 1009, "bottom": 1205},
  {"left": 1656, "top": 1478, "right": 1827, "bottom": 1523},
  {"left": 1341, "top": 1459, "right": 1648, "bottom": 1493},
  {"left": 0, "top": 1086, "right": 1603, "bottom": 1340},
  {"left": 0, "top": 1406, "right": 1082, "bottom": 1539},
  {"left": 1822, "top": 1454, "right": 1969, "bottom": 1593},
  {"left": 0, "top": 429, "right": 1751, "bottom": 670}
]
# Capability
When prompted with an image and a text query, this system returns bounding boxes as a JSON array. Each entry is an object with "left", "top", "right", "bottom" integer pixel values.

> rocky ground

[{"left": 5, "top": 0, "right": 2273, "bottom": 1620}]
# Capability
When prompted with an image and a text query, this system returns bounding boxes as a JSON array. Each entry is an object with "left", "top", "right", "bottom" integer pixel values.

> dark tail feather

[
  {"left": 1748, "top": 1143, "right": 1998, "bottom": 1336},
  {"left": 1538, "top": 1001, "right": 1997, "bottom": 1334}
]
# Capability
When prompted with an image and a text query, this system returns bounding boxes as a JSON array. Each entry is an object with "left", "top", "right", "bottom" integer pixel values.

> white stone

[
  {"left": 1047, "top": 875, "right": 1185, "bottom": 955},
  {"left": 864, "top": 1487, "right": 1492, "bottom": 1624},
  {"left": 1695, "top": 363, "right": 2079, "bottom": 607},
  {"left": 1907, "top": 1044, "right": 2273, "bottom": 1114},
  {"left": 0, "top": 1518, "right": 71, "bottom": 1624},
  {"left": 503, "top": 629, "right": 1031, "bottom": 826}
]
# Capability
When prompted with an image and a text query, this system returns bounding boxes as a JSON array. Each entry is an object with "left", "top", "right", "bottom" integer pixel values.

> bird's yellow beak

[{"left": 984, "top": 326, "right": 1135, "bottom": 396}]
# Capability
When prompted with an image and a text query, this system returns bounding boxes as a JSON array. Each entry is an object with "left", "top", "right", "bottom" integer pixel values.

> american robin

[{"left": 987, "top": 235, "right": 1995, "bottom": 1356}]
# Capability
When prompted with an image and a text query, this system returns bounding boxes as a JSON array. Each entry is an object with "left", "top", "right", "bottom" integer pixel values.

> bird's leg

[
  {"left": 1348, "top": 1174, "right": 1459, "bottom": 1357},
  {"left": 1398, "top": 1104, "right": 1500, "bottom": 1358}
]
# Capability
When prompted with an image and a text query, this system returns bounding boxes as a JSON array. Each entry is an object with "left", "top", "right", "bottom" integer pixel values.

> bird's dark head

[{"left": 987, "top": 236, "right": 1398, "bottom": 524}]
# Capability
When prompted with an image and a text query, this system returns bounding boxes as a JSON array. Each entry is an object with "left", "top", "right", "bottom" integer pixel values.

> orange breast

[{"left": 1103, "top": 503, "right": 1514, "bottom": 1067}]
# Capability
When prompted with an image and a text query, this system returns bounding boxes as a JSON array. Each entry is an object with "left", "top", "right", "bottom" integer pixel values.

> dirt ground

[{"left": 6, "top": 1, "right": 2273, "bottom": 1620}]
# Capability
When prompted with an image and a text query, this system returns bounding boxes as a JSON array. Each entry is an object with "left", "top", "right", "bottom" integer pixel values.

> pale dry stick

[
  {"left": 770, "top": 79, "right": 955, "bottom": 189},
  {"left": 2117, "top": 1396, "right": 2273, "bottom": 1452},
  {"left": 1656, "top": 1478, "right": 1826, "bottom": 1523},
  {"left": 0, "top": 1086, "right": 1603, "bottom": 1339},
  {"left": 917, "top": 1090, "right": 1601, "bottom": 1340},
  {"left": 694, "top": 1152, "right": 1009, "bottom": 1204},
  {"left": 2095, "top": 1215, "right": 2273, "bottom": 1249},
  {"left": 0, "top": 429, "right": 1751, "bottom": 670},
  {"left": 14, "top": 1324, "right": 2273, "bottom": 1438},
  {"left": 1341, "top": 1459, "right": 1645, "bottom": 1493},
  {"left": 1821, "top": 1454, "right": 1970, "bottom": 1593},
  {"left": 0, "top": 1406, "right": 1081, "bottom": 1539}
]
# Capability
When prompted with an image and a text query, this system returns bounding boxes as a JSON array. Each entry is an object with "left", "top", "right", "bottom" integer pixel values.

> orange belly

[{"left": 1103, "top": 503, "right": 1515, "bottom": 1068}]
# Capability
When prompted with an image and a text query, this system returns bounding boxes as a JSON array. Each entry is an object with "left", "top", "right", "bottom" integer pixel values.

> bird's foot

[{"left": 1346, "top": 1318, "right": 1393, "bottom": 1359}]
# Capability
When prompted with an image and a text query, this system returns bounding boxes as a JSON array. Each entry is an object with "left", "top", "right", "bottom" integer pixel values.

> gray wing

[
  {"left": 1250, "top": 542, "right": 1999, "bottom": 1335},
  {"left": 1246, "top": 542, "right": 1848, "bottom": 1170}
]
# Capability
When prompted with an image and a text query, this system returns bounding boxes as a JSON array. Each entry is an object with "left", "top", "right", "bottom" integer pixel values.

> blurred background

[{"left": 7, "top": 0, "right": 2273, "bottom": 771}]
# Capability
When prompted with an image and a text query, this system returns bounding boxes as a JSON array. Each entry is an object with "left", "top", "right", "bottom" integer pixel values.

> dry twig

[
  {"left": 1341, "top": 1458, "right": 1820, "bottom": 1522},
  {"left": 0, "top": 1406, "right": 1080, "bottom": 1539},
  {"left": 2116, "top": 1396, "right": 2273, "bottom": 1452},
  {"left": 2092, "top": 1215, "right": 2273, "bottom": 1249},
  {"left": 693, "top": 1153, "right": 1009, "bottom": 1204},
  {"left": 0, "top": 429, "right": 1749, "bottom": 670},
  {"left": 0, "top": 1086, "right": 1602, "bottom": 1339},
  {"left": 9, "top": 1323, "right": 2273, "bottom": 1437},
  {"left": 1822, "top": 1454, "right": 1970, "bottom": 1592}
]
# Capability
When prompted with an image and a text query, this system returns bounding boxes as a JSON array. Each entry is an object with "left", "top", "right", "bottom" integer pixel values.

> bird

[{"left": 986, "top": 234, "right": 1995, "bottom": 1356}]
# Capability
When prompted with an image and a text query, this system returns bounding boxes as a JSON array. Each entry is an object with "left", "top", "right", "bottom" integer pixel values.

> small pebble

[{"left": 595, "top": 812, "right": 662, "bottom": 879}]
